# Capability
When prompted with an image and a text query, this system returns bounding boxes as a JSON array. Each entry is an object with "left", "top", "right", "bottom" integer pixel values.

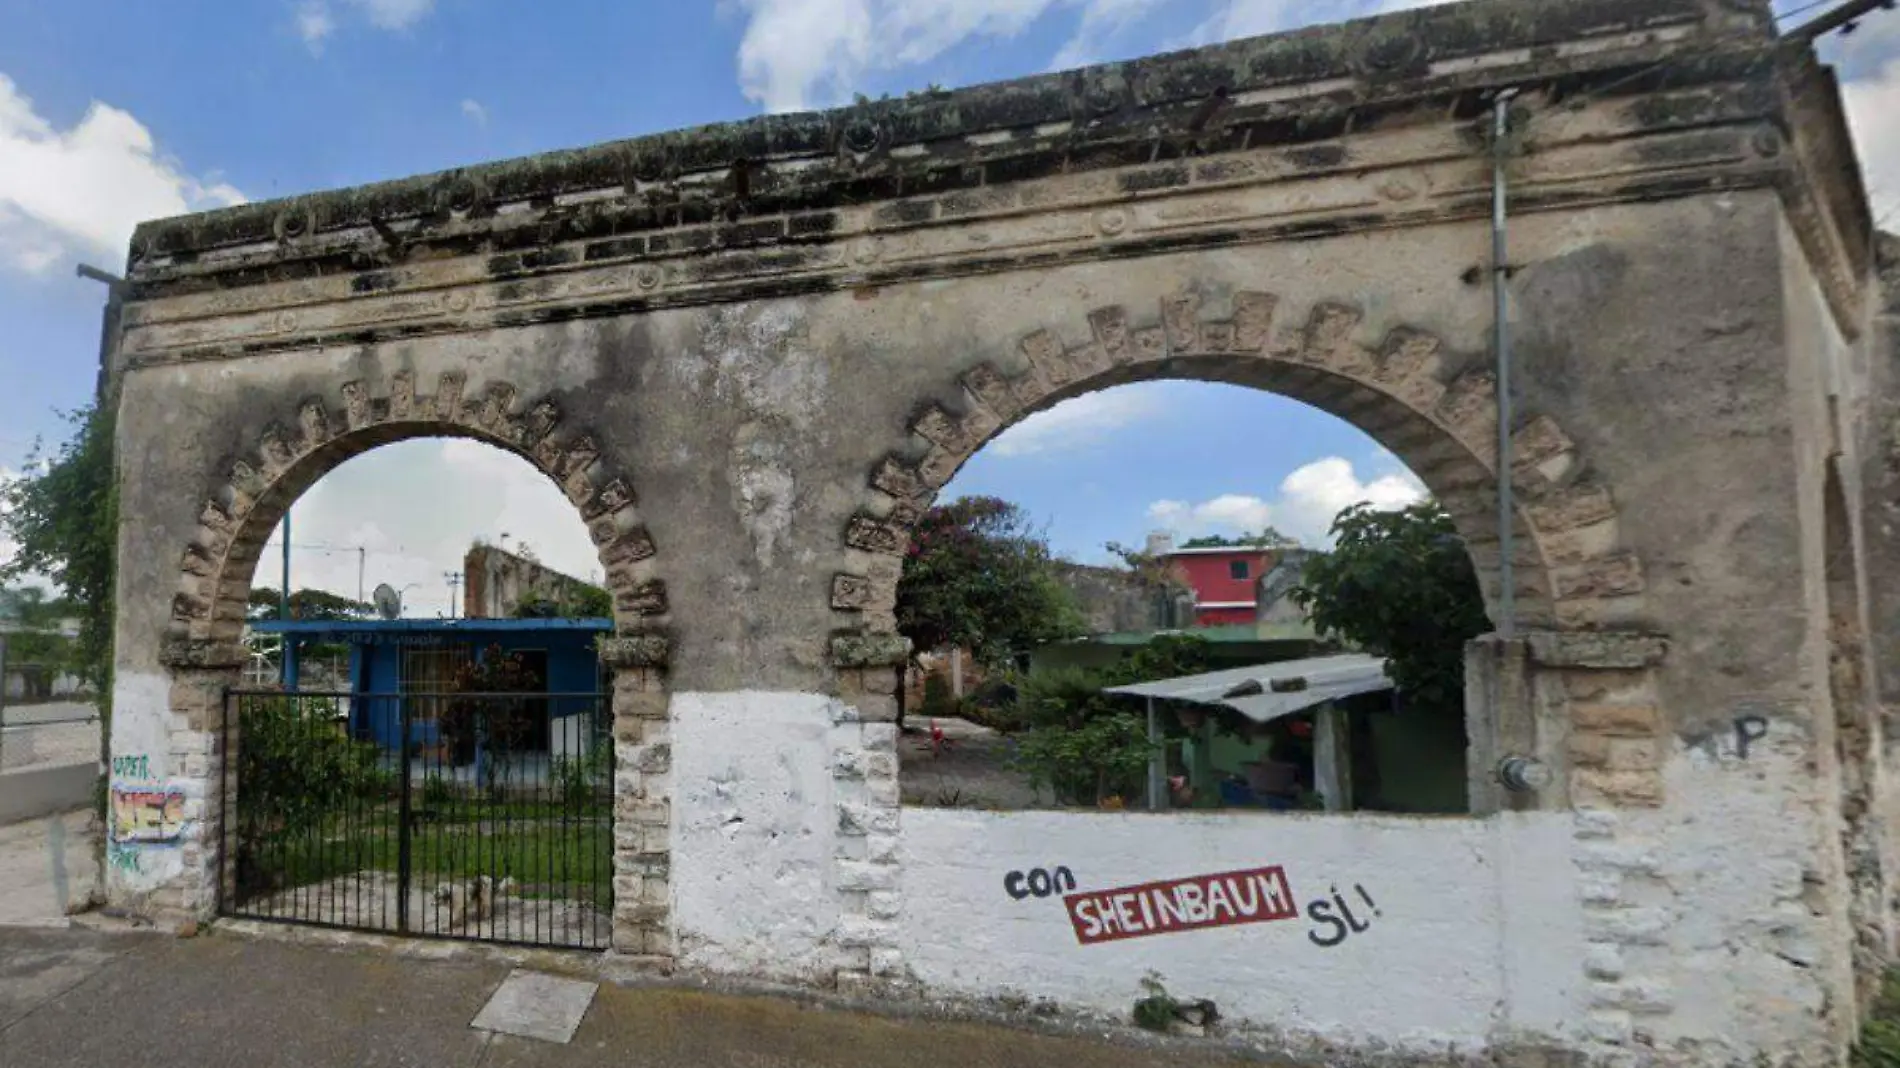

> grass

[
  {"left": 1857, "top": 971, "right": 1900, "bottom": 1068},
  {"left": 243, "top": 804, "right": 613, "bottom": 906}
]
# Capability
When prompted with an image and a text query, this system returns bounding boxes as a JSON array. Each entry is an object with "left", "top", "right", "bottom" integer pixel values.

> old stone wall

[
  {"left": 1050, "top": 561, "right": 1171, "bottom": 635},
  {"left": 462, "top": 543, "right": 602, "bottom": 619},
  {"left": 97, "top": 2, "right": 1890, "bottom": 1065}
]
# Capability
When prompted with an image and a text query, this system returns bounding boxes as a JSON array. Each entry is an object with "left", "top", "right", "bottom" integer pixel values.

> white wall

[
  {"left": 670, "top": 691, "right": 848, "bottom": 980},
  {"left": 899, "top": 808, "right": 1585, "bottom": 1053}
]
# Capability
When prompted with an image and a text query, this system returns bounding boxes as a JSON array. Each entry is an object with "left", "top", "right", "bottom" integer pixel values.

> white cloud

[
  {"left": 730, "top": 0, "right": 1462, "bottom": 114},
  {"left": 460, "top": 98, "right": 488, "bottom": 127},
  {"left": 297, "top": 0, "right": 435, "bottom": 55},
  {"left": 1048, "top": 0, "right": 1166, "bottom": 70},
  {"left": 254, "top": 438, "right": 601, "bottom": 613},
  {"left": 734, "top": 0, "right": 1157, "bottom": 112},
  {"left": 351, "top": 0, "right": 435, "bottom": 30},
  {"left": 984, "top": 388, "right": 1162, "bottom": 457},
  {"left": 1182, "top": 0, "right": 1451, "bottom": 46},
  {"left": 296, "top": 2, "right": 336, "bottom": 51},
  {"left": 1842, "top": 58, "right": 1900, "bottom": 227},
  {"left": 1147, "top": 456, "right": 1424, "bottom": 546},
  {"left": 0, "top": 73, "right": 245, "bottom": 273}
]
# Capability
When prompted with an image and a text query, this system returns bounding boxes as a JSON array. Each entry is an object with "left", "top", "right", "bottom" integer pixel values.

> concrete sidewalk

[{"left": 0, "top": 926, "right": 1273, "bottom": 1068}]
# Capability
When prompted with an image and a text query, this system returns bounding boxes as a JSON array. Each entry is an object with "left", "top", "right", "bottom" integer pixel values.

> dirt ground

[
  {"left": 238, "top": 869, "right": 610, "bottom": 947},
  {"left": 897, "top": 716, "right": 1043, "bottom": 811}
]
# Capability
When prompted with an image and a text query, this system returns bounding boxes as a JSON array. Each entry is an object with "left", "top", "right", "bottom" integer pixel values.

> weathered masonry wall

[
  {"left": 898, "top": 810, "right": 1583, "bottom": 1054},
  {"left": 101, "top": 1, "right": 1890, "bottom": 1065}
]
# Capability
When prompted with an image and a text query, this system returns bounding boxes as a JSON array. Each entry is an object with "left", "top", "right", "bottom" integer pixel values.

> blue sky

[{"left": 0, "top": 0, "right": 1890, "bottom": 603}]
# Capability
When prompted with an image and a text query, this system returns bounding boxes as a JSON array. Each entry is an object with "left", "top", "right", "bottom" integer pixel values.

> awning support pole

[{"left": 1146, "top": 695, "right": 1163, "bottom": 811}]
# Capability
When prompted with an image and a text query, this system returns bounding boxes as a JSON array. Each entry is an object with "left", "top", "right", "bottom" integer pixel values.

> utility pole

[
  {"left": 444, "top": 571, "right": 463, "bottom": 619},
  {"left": 280, "top": 510, "right": 291, "bottom": 621},
  {"left": 0, "top": 630, "right": 9, "bottom": 770},
  {"left": 281, "top": 509, "right": 297, "bottom": 690},
  {"left": 77, "top": 262, "right": 126, "bottom": 776},
  {"left": 357, "top": 547, "right": 366, "bottom": 607}
]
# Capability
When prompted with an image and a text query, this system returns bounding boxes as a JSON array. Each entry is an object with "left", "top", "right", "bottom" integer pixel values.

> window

[{"left": 1230, "top": 560, "right": 1251, "bottom": 580}]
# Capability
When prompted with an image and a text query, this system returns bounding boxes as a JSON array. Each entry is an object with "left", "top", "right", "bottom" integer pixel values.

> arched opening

[
  {"left": 222, "top": 439, "right": 616, "bottom": 947},
  {"left": 836, "top": 293, "right": 1642, "bottom": 819},
  {"left": 1823, "top": 460, "right": 1886, "bottom": 1007},
  {"left": 132, "top": 371, "right": 672, "bottom": 956},
  {"left": 892, "top": 379, "right": 1484, "bottom": 818},
  {"left": 839, "top": 292, "right": 1653, "bottom": 1028}
]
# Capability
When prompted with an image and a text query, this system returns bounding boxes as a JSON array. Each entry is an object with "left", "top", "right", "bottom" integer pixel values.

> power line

[
  {"left": 1783, "top": 0, "right": 1897, "bottom": 42},
  {"left": 1775, "top": 0, "right": 1837, "bottom": 23}
]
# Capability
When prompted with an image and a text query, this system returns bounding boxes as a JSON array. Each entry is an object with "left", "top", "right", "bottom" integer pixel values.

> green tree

[
  {"left": 513, "top": 583, "right": 612, "bottom": 619},
  {"left": 1005, "top": 633, "right": 1217, "bottom": 806},
  {"left": 0, "top": 404, "right": 117, "bottom": 696},
  {"left": 1179, "top": 529, "right": 1295, "bottom": 549},
  {"left": 896, "top": 497, "right": 1084, "bottom": 666},
  {"left": 247, "top": 587, "right": 371, "bottom": 621},
  {"left": 1288, "top": 501, "right": 1489, "bottom": 714}
]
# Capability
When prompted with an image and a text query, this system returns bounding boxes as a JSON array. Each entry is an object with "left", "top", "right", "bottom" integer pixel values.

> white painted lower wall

[
  {"left": 898, "top": 808, "right": 1586, "bottom": 1053},
  {"left": 669, "top": 691, "right": 850, "bottom": 980}
]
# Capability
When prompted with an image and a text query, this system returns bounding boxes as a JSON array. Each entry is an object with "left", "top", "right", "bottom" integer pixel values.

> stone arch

[
  {"left": 155, "top": 367, "right": 674, "bottom": 957},
  {"left": 164, "top": 368, "right": 667, "bottom": 653},
  {"left": 829, "top": 291, "right": 1646, "bottom": 640}
]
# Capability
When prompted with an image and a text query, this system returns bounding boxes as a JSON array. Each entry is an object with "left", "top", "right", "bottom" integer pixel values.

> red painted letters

[{"left": 1063, "top": 866, "right": 1297, "bottom": 945}]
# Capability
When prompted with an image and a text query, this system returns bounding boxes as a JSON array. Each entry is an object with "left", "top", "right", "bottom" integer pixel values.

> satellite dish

[{"left": 372, "top": 584, "right": 402, "bottom": 620}]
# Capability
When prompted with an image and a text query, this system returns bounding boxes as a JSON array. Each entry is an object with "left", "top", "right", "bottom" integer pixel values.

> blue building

[{"left": 247, "top": 617, "right": 612, "bottom": 774}]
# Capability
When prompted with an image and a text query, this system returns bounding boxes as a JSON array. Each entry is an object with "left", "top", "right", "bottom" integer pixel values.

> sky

[{"left": 0, "top": 0, "right": 1891, "bottom": 607}]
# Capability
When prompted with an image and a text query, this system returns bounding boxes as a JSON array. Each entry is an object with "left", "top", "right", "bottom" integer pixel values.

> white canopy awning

[{"left": 1103, "top": 653, "right": 1392, "bottom": 724}]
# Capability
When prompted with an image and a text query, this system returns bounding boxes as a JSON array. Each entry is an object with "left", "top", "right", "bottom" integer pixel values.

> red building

[{"left": 1151, "top": 535, "right": 1281, "bottom": 627}]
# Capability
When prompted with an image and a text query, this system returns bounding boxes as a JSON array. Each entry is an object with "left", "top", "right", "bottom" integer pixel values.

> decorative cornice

[
  {"left": 126, "top": 0, "right": 1766, "bottom": 275},
  {"left": 119, "top": 118, "right": 1789, "bottom": 369}
]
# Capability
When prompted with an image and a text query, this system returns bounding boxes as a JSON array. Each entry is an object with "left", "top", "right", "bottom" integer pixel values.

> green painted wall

[{"left": 1362, "top": 705, "right": 1467, "bottom": 814}]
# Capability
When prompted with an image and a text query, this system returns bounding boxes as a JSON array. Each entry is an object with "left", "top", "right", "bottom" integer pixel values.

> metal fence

[{"left": 220, "top": 690, "right": 614, "bottom": 950}]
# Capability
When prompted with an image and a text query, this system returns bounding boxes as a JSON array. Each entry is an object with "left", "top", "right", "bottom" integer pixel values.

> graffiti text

[
  {"left": 1004, "top": 866, "right": 1077, "bottom": 900},
  {"left": 110, "top": 785, "right": 189, "bottom": 844},
  {"left": 1307, "top": 884, "right": 1382, "bottom": 947},
  {"left": 1064, "top": 866, "right": 1296, "bottom": 945}
]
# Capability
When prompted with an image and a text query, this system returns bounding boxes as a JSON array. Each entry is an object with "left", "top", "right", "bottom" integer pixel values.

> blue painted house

[{"left": 247, "top": 617, "right": 611, "bottom": 769}]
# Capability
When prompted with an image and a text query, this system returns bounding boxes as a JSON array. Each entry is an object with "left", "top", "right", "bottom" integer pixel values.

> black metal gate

[{"left": 219, "top": 689, "right": 614, "bottom": 950}]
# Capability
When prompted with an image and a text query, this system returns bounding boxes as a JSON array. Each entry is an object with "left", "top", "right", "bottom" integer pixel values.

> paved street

[
  {"left": 0, "top": 702, "right": 98, "bottom": 727},
  {"left": 0, "top": 811, "right": 97, "bottom": 924},
  {"left": 0, "top": 925, "right": 1271, "bottom": 1068},
  {"left": 0, "top": 702, "right": 99, "bottom": 773}
]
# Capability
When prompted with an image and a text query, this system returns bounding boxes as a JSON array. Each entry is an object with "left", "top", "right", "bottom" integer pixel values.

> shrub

[
  {"left": 552, "top": 756, "right": 593, "bottom": 810},
  {"left": 234, "top": 695, "right": 384, "bottom": 900},
  {"left": 997, "top": 635, "right": 1221, "bottom": 807},
  {"left": 420, "top": 773, "right": 454, "bottom": 809},
  {"left": 1856, "top": 970, "right": 1900, "bottom": 1068},
  {"left": 920, "top": 672, "right": 956, "bottom": 719},
  {"left": 1011, "top": 711, "right": 1155, "bottom": 807}
]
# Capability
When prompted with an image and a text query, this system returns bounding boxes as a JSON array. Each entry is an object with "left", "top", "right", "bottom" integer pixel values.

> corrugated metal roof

[
  {"left": 1103, "top": 653, "right": 1391, "bottom": 724},
  {"left": 1057, "top": 622, "right": 1317, "bottom": 646}
]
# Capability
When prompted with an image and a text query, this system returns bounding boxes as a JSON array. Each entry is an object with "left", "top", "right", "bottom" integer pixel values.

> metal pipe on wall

[{"left": 1491, "top": 90, "right": 1518, "bottom": 641}]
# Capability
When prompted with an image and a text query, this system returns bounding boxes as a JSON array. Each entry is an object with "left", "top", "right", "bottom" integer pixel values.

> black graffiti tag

[
  {"left": 1004, "top": 866, "right": 1078, "bottom": 900},
  {"left": 1306, "top": 884, "right": 1381, "bottom": 947}
]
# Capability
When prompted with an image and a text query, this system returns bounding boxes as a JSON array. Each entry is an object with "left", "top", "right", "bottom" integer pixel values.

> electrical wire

[{"left": 1775, "top": 0, "right": 1838, "bottom": 23}]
